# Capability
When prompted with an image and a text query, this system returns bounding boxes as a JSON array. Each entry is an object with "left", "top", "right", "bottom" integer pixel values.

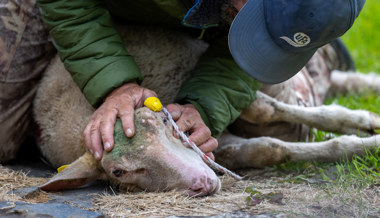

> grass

[
  {"left": 267, "top": 2, "right": 380, "bottom": 215},
  {"left": 341, "top": 0, "right": 380, "bottom": 73},
  {"left": 336, "top": 145, "right": 380, "bottom": 187},
  {"left": 279, "top": 0, "right": 380, "bottom": 179},
  {"left": 326, "top": 0, "right": 380, "bottom": 186}
]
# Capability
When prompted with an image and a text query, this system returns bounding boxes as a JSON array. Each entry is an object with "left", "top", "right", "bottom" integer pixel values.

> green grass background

[
  {"left": 341, "top": 0, "right": 380, "bottom": 73},
  {"left": 328, "top": 0, "right": 380, "bottom": 114},
  {"left": 278, "top": 0, "right": 380, "bottom": 188},
  {"left": 309, "top": 0, "right": 380, "bottom": 188},
  {"left": 262, "top": 3, "right": 380, "bottom": 215}
]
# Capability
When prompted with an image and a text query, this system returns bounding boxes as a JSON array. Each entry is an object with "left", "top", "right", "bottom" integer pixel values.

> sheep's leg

[
  {"left": 239, "top": 91, "right": 380, "bottom": 136},
  {"left": 215, "top": 133, "right": 380, "bottom": 169},
  {"left": 330, "top": 70, "right": 380, "bottom": 94}
]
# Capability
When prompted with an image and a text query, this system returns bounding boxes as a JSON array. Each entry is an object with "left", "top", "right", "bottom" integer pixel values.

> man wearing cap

[{"left": 33, "top": 0, "right": 364, "bottom": 162}]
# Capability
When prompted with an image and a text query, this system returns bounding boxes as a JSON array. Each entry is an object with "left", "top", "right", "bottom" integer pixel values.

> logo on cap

[{"left": 280, "top": 32, "right": 311, "bottom": 47}]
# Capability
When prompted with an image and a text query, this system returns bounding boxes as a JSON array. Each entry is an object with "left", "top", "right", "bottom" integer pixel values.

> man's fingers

[
  {"left": 175, "top": 106, "right": 197, "bottom": 133},
  {"left": 83, "top": 83, "right": 158, "bottom": 161},
  {"left": 166, "top": 104, "right": 194, "bottom": 138},
  {"left": 188, "top": 125, "right": 212, "bottom": 146},
  {"left": 119, "top": 106, "right": 135, "bottom": 138},
  {"left": 84, "top": 122, "right": 93, "bottom": 154},
  {"left": 196, "top": 137, "right": 218, "bottom": 154},
  {"left": 205, "top": 152, "right": 215, "bottom": 161},
  {"left": 166, "top": 104, "right": 182, "bottom": 121},
  {"left": 176, "top": 117, "right": 193, "bottom": 134},
  {"left": 84, "top": 111, "right": 104, "bottom": 160},
  {"left": 99, "top": 108, "right": 118, "bottom": 152},
  {"left": 89, "top": 120, "right": 103, "bottom": 160},
  {"left": 157, "top": 103, "right": 218, "bottom": 160}
]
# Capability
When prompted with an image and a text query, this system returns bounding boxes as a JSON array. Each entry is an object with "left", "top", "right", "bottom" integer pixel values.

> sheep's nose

[{"left": 188, "top": 175, "right": 221, "bottom": 197}]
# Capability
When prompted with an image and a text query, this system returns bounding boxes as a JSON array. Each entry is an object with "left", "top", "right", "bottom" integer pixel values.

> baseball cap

[{"left": 228, "top": 0, "right": 366, "bottom": 84}]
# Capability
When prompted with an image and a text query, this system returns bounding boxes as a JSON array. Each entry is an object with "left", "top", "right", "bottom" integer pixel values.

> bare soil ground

[{"left": 1, "top": 141, "right": 379, "bottom": 217}]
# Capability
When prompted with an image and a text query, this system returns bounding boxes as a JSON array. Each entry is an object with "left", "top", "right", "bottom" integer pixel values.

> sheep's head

[{"left": 40, "top": 107, "right": 220, "bottom": 196}]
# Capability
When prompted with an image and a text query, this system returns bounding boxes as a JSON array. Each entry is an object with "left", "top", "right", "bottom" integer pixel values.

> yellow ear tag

[
  {"left": 144, "top": 97, "right": 163, "bottom": 112},
  {"left": 57, "top": 164, "right": 70, "bottom": 173}
]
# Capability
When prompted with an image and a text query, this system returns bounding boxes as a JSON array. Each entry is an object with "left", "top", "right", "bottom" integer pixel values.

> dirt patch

[
  {"left": 93, "top": 176, "right": 252, "bottom": 217},
  {"left": 1, "top": 164, "right": 379, "bottom": 217},
  {"left": 89, "top": 170, "right": 380, "bottom": 217},
  {"left": 0, "top": 165, "right": 48, "bottom": 202}
]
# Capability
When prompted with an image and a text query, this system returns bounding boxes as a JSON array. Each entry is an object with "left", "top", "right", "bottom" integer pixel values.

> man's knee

[
  {"left": 0, "top": 81, "right": 37, "bottom": 163},
  {"left": 0, "top": 109, "right": 32, "bottom": 163},
  {"left": 0, "top": 0, "right": 56, "bottom": 162}
]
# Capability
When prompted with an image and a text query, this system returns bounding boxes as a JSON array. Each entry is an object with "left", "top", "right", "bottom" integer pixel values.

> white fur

[
  {"left": 34, "top": 24, "right": 380, "bottom": 181},
  {"left": 34, "top": 25, "right": 207, "bottom": 168}
]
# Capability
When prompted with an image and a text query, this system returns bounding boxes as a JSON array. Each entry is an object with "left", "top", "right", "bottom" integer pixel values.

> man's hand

[
  {"left": 166, "top": 103, "right": 218, "bottom": 160},
  {"left": 84, "top": 82, "right": 157, "bottom": 160}
]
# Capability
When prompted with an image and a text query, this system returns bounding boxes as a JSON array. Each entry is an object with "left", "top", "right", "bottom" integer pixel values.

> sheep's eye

[
  {"left": 112, "top": 169, "right": 124, "bottom": 177},
  {"left": 162, "top": 118, "right": 167, "bottom": 125}
]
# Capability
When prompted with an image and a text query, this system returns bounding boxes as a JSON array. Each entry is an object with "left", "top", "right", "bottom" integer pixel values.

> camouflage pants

[{"left": 0, "top": 0, "right": 55, "bottom": 162}]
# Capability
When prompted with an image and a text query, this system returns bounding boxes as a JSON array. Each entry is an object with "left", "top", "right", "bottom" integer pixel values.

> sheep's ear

[{"left": 40, "top": 152, "right": 105, "bottom": 191}]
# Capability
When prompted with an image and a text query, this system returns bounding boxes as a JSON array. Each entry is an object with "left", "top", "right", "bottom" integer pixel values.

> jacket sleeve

[
  {"left": 175, "top": 35, "right": 262, "bottom": 137},
  {"left": 37, "top": 0, "right": 143, "bottom": 107}
]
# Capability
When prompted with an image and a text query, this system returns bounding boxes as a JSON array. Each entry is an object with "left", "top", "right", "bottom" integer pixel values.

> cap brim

[{"left": 228, "top": 0, "right": 316, "bottom": 84}]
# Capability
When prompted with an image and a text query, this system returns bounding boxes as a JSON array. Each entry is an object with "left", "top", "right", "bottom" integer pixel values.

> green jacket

[{"left": 37, "top": 0, "right": 262, "bottom": 137}]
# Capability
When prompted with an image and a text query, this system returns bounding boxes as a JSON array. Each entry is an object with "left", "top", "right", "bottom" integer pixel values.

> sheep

[{"left": 33, "top": 24, "right": 380, "bottom": 195}]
